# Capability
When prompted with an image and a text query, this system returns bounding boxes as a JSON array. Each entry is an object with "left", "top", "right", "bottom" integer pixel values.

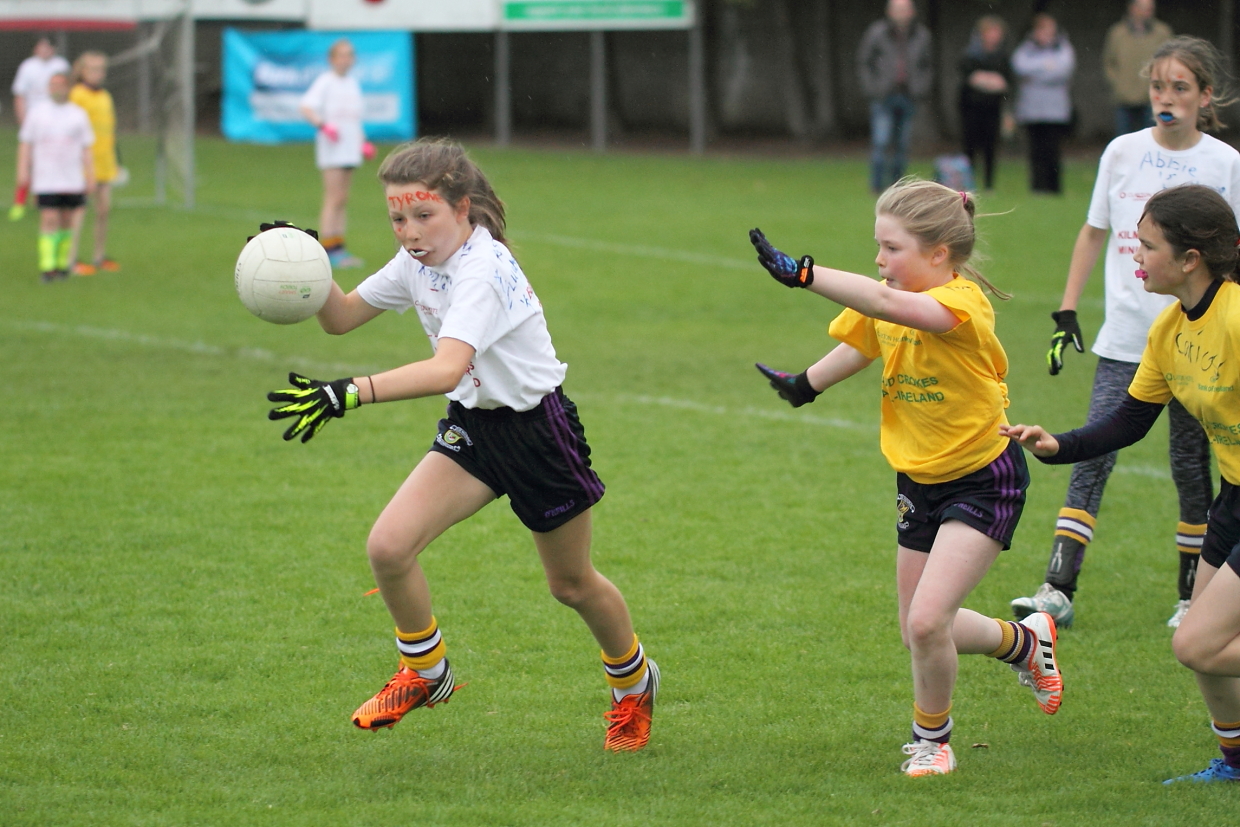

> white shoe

[
  {"left": 1011, "top": 611, "right": 1063, "bottom": 715},
  {"left": 1167, "top": 599, "right": 1191, "bottom": 628},
  {"left": 1011, "top": 582, "right": 1074, "bottom": 627},
  {"left": 900, "top": 741, "right": 957, "bottom": 777}
]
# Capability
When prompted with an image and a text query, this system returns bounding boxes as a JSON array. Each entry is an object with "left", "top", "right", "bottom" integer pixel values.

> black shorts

[
  {"left": 428, "top": 388, "right": 605, "bottom": 533},
  {"left": 1199, "top": 479, "right": 1240, "bottom": 577},
  {"left": 895, "top": 439, "right": 1029, "bottom": 552},
  {"left": 36, "top": 193, "right": 86, "bottom": 209}
]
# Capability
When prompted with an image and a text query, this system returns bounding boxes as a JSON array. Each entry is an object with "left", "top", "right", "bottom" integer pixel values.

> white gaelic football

[{"left": 234, "top": 226, "right": 332, "bottom": 324}]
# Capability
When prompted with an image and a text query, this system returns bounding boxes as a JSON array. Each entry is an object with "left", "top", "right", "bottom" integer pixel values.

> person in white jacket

[{"left": 1012, "top": 14, "right": 1076, "bottom": 194}]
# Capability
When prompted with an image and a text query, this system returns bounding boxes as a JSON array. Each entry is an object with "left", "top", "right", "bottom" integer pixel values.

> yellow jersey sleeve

[{"left": 828, "top": 307, "right": 880, "bottom": 359}]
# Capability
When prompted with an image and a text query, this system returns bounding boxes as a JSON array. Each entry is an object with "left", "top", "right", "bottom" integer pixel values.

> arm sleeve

[
  {"left": 1039, "top": 394, "right": 1164, "bottom": 465},
  {"left": 1085, "top": 139, "right": 1118, "bottom": 231}
]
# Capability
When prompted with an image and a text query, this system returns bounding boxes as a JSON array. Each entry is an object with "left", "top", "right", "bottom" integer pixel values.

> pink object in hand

[
  {"left": 320, "top": 123, "right": 339, "bottom": 142},
  {"left": 362, "top": 141, "right": 376, "bottom": 161}
]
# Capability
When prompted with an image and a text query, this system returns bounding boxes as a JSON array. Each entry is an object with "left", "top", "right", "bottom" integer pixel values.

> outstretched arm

[
  {"left": 748, "top": 228, "right": 959, "bottom": 333},
  {"left": 1002, "top": 395, "right": 1165, "bottom": 463},
  {"left": 804, "top": 264, "right": 961, "bottom": 333}
]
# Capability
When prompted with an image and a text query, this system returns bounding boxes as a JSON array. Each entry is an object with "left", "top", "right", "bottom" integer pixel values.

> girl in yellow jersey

[
  {"left": 1005, "top": 184, "right": 1240, "bottom": 784},
  {"left": 68, "top": 51, "right": 119, "bottom": 275},
  {"left": 749, "top": 178, "right": 1063, "bottom": 777}
]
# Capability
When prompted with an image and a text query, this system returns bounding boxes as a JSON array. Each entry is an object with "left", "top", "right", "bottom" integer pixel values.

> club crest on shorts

[
  {"left": 435, "top": 424, "right": 473, "bottom": 452},
  {"left": 897, "top": 494, "right": 915, "bottom": 530}
]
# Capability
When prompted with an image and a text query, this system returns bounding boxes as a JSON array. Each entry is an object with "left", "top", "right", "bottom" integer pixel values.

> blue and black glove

[
  {"left": 749, "top": 228, "right": 814, "bottom": 288},
  {"left": 756, "top": 363, "right": 821, "bottom": 408},
  {"left": 267, "top": 373, "right": 359, "bottom": 443},
  {"left": 1047, "top": 310, "right": 1085, "bottom": 376}
]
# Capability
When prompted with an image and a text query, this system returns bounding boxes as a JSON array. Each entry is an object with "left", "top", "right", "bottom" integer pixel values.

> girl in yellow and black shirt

[
  {"left": 750, "top": 178, "right": 1063, "bottom": 778},
  {"left": 1006, "top": 183, "right": 1240, "bottom": 784},
  {"left": 69, "top": 51, "right": 119, "bottom": 275}
]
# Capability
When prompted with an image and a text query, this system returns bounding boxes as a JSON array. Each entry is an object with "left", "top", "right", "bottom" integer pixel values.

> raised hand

[{"left": 749, "top": 228, "right": 814, "bottom": 288}]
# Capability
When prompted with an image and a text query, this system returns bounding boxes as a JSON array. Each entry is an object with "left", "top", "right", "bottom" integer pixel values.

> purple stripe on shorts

[
  {"left": 543, "top": 392, "right": 605, "bottom": 503},
  {"left": 989, "top": 447, "right": 1019, "bottom": 541}
]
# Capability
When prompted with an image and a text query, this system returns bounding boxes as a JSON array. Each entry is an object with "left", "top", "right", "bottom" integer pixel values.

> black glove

[
  {"left": 267, "top": 373, "right": 359, "bottom": 443},
  {"left": 1047, "top": 310, "right": 1085, "bottom": 376},
  {"left": 249, "top": 220, "right": 319, "bottom": 243},
  {"left": 756, "top": 363, "right": 821, "bottom": 408},
  {"left": 749, "top": 228, "right": 814, "bottom": 288}
]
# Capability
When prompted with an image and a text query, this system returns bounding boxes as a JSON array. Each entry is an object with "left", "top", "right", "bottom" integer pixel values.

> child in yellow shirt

[
  {"left": 1005, "top": 184, "right": 1240, "bottom": 784},
  {"left": 69, "top": 51, "right": 120, "bottom": 275},
  {"left": 750, "top": 179, "right": 1063, "bottom": 777}
]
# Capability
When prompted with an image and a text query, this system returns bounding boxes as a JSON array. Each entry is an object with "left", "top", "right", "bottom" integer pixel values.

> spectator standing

[
  {"left": 958, "top": 15, "right": 1012, "bottom": 191},
  {"left": 857, "top": 0, "right": 933, "bottom": 194},
  {"left": 1104, "top": 0, "right": 1173, "bottom": 136},
  {"left": 1013, "top": 14, "right": 1076, "bottom": 194},
  {"left": 11, "top": 36, "right": 70, "bottom": 125}
]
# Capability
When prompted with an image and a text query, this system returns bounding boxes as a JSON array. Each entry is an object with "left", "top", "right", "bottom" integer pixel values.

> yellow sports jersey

[
  {"left": 828, "top": 275, "right": 1011, "bottom": 484},
  {"left": 69, "top": 84, "right": 117, "bottom": 182},
  {"left": 1129, "top": 280, "right": 1240, "bottom": 485}
]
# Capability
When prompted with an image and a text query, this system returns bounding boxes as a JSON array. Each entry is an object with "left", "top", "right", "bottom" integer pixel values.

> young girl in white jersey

[
  {"left": 15, "top": 70, "right": 94, "bottom": 283},
  {"left": 299, "top": 38, "right": 375, "bottom": 269},
  {"left": 749, "top": 179, "right": 1063, "bottom": 777},
  {"left": 1013, "top": 36, "right": 1240, "bottom": 630},
  {"left": 264, "top": 137, "right": 658, "bottom": 752},
  {"left": 1005, "top": 184, "right": 1240, "bottom": 784}
]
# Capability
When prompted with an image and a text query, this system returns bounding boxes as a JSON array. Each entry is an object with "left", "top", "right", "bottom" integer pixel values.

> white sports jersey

[
  {"left": 300, "top": 71, "right": 364, "bottom": 169},
  {"left": 19, "top": 99, "right": 94, "bottom": 195},
  {"left": 356, "top": 225, "right": 568, "bottom": 411},
  {"left": 1086, "top": 128, "right": 1240, "bottom": 362},
  {"left": 11, "top": 54, "right": 71, "bottom": 109}
]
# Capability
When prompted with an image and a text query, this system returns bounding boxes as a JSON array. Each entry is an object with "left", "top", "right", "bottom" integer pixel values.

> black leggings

[
  {"left": 961, "top": 101, "right": 1001, "bottom": 190},
  {"left": 1025, "top": 122, "right": 1069, "bottom": 194}
]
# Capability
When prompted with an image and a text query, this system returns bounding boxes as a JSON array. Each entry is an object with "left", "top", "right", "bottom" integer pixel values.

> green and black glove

[
  {"left": 267, "top": 373, "right": 359, "bottom": 443},
  {"left": 1047, "top": 310, "right": 1085, "bottom": 376},
  {"left": 756, "top": 363, "right": 821, "bottom": 408}
]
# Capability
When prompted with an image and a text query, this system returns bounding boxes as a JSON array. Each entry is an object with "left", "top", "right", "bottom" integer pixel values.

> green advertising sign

[{"left": 503, "top": 1, "right": 694, "bottom": 30}]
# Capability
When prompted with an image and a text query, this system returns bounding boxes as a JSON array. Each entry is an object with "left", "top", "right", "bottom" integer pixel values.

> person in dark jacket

[
  {"left": 958, "top": 15, "right": 1012, "bottom": 191},
  {"left": 857, "top": 0, "right": 933, "bottom": 194}
]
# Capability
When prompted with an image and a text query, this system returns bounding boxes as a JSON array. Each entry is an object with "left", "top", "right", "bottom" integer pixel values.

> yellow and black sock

[
  {"left": 912, "top": 702, "right": 952, "bottom": 744},
  {"left": 602, "top": 635, "right": 648, "bottom": 700},
  {"left": 1213, "top": 719, "right": 1240, "bottom": 769},
  {"left": 395, "top": 617, "right": 446, "bottom": 679},
  {"left": 988, "top": 618, "right": 1033, "bottom": 666},
  {"left": 1046, "top": 508, "right": 1096, "bottom": 600},
  {"left": 320, "top": 234, "right": 343, "bottom": 253},
  {"left": 1176, "top": 522, "right": 1206, "bottom": 601}
]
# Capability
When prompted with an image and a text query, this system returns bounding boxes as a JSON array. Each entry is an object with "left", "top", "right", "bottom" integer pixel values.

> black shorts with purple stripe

[
  {"left": 428, "top": 387, "right": 604, "bottom": 533},
  {"left": 895, "top": 438, "right": 1029, "bottom": 552},
  {"left": 1199, "top": 478, "right": 1240, "bottom": 578}
]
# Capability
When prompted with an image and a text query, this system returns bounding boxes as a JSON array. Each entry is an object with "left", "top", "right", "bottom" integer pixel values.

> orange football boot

[
  {"left": 352, "top": 659, "right": 459, "bottom": 730},
  {"left": 603, "top": 660, "right": 659, "bottom": 752}
]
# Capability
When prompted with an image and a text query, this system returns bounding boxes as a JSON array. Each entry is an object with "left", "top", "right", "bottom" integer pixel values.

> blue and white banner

[{"left": 222, "top": 28, "right": 414, "bottom": 143}]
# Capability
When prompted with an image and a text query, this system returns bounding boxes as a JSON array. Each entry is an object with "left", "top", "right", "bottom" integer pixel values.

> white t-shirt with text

[
  {"left": 356, "top": 225, "right": 567, "bottom": 411},
  {"left": 19, "top": 99, "right": 94, "bottom": 194},
  {"left": 300, "top": 71, "right": 364, "bottom": 169},
  {"left": 1086, "top": 128, "right": 1240, "bottom": 362}
]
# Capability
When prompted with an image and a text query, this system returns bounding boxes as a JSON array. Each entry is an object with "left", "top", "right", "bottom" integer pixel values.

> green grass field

[{"left": 2, "top": 130, "right": 1235, "bottom": 825}]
